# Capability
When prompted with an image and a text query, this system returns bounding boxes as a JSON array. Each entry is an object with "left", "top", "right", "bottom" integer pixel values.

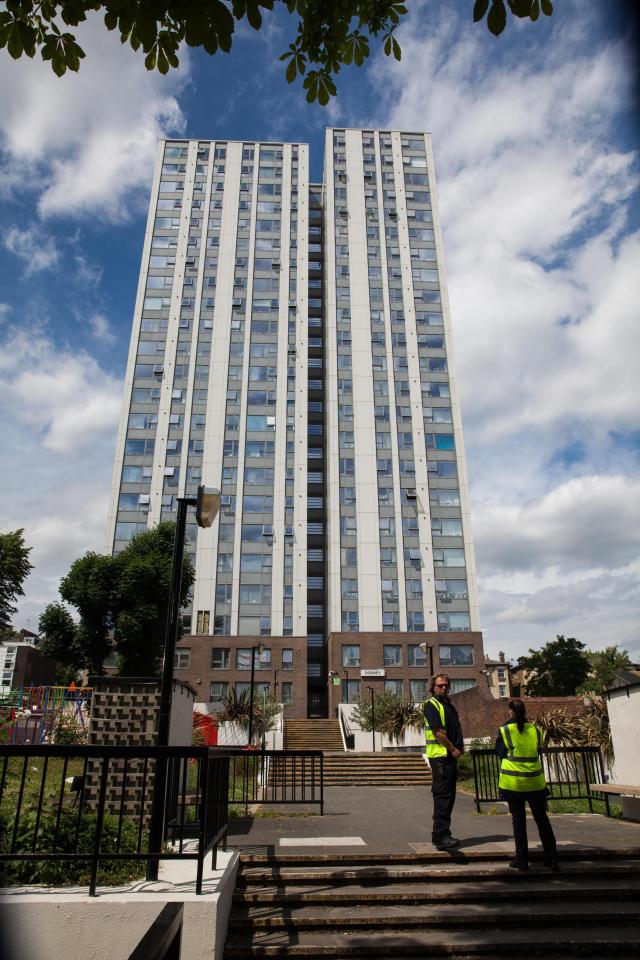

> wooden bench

[{"left": 589, "top": 783, "right": 640, "bottom": 797}]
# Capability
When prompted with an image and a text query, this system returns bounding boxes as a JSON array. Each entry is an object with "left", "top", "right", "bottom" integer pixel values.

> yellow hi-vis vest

[
  {"left": 424, "top": 697, "right": 448, "bottom": 759},
  {"left": 498, "top": 721, "right": 546, "bottom": 792}
]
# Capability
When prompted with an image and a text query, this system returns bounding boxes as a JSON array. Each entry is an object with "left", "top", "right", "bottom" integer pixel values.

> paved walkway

[{"left": 227, "top": 786, "right": 640, "bottom": 858}]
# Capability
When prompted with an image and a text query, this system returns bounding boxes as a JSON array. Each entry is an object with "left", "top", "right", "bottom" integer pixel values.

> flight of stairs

[
  {"left": 323, "top": 752, "right": 431, "bottom": 786},
  {"left": 224, "top": 849, "right": 640, "bottom": 958},
  {"left": 284, "top": 719, "right": 343, "bottom": 751}
]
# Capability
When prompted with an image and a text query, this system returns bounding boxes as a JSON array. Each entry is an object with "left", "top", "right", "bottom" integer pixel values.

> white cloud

[
  {"left": 0, "top": 14, "right": 188, "bottom": 221},
  {"left": 473, "top": 475, "right": 640, "bottom": 575},
  {"left": 0, "top": 326, "right": 122, "bottom": 453},
  {"left": 362, "top": 3, "right": 640, "bottom": 657},
  {"left": 88, "top": 313, "right": 116, "bottom": 344},
  {"left": 3, "top": 225, "right": 59, "bottom": 275},
  {"left": 0, "top": 324, "right": 122, "bottom": 627}
]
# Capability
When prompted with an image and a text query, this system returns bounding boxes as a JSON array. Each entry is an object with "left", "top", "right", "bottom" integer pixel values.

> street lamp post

[
  {"left": 368, "top": 686, "right": 376, "bottom": 753},
  {"left": 147, "top": 486, "right": 220, "bottom": 882},
  {"left": 247, "top": 643, "right": 265, "bottom": 746},
  {"left": 420, "top": 642, "right": 434, "bottom": 678}
]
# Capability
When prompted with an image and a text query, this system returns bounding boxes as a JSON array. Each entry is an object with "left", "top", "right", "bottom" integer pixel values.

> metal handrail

[{"left": 0, "top": 744, "right": 230, "bottom": 896}]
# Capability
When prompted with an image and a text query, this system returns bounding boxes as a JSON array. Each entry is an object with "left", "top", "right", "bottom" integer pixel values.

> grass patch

[{"left": 228, "top": 804, "right": 318, "bottom": 819}]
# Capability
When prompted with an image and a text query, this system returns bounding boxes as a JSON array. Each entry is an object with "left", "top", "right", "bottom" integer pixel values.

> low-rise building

[
  {"left": 173, "top": 634, "right": 308, "bottom": 718},
  {"left": 327, "top": 631, "right": 485, "bottom": 717},
  {"left": 482, "top": 651, "right": 512, "bottom": 699}
]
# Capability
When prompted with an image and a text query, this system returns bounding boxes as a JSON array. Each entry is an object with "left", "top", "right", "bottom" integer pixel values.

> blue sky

[{"left": 0, "top": 0, "right": 639, "bottom": 660}]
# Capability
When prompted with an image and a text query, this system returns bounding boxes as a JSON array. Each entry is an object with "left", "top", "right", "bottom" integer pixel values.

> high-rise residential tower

[{"left": 108, "top": 129, "right": 484, "bottom": 717}]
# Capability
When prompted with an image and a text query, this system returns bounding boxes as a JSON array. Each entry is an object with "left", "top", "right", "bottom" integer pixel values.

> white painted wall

[
  {"left": 608, "top": 686, "right": 640, "bottom": 785},
  {"left": 339, "top": 702, "right": 425, "bottom": 752},
  {"left": 0, "top": 850, "right": 238, "bottom": 960}
]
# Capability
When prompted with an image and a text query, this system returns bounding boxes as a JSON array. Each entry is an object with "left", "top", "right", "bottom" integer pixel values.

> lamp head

[{"left": 196, "top": 486, "right": 221, "bottom": 528}]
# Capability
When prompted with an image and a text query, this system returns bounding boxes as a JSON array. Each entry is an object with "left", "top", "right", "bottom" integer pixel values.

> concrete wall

[
  {"left": 608, "top": 686, "right": 640, "bottom": 785},
  {"left": 339, "top": 703, "right": 424, "bottom": 752},
  {"left": 0, "top": 850, "right": 238, "bottom": 960}
]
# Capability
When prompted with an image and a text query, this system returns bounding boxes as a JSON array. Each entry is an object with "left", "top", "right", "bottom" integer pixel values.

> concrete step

[
  {"left": 233, "top": 875, "right": 640, "bottom": 905},
  {"left": 229, "top": 900, "right": 640, "bottom": 930},
  {"left": 236, "top": 858, "right": 640, "bottom": 886},
  {"left": 224, "top": 925, "right": 640, "bottom": 958}
]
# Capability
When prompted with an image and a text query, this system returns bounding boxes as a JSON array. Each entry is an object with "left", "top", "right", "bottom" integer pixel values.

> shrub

[
  {"left": 51, "top": 714, "right": 87, "bottom": 745},
  {"left": 352, "top": 691, "right": 423, "bottom": 742},
  {"left": 0, "top": 805, "right": 145, "bottom": 887}
]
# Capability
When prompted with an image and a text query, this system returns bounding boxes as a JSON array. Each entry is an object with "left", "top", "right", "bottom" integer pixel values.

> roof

[{"left": 606, "top": 669, "right": 640, "bottom": 694}]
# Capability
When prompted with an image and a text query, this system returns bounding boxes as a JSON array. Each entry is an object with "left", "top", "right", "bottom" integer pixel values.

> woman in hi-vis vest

[{"left": 495, "top": 698, "right": 558, "bottom": 872}]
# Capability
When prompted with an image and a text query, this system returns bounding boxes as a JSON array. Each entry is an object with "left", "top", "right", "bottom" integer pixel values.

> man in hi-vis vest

[{"left": 423, "top": 673, "right": 464, "bottom": 850}]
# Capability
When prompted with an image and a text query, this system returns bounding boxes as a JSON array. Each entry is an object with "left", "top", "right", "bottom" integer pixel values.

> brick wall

[
  {"left": 327, "top": 631, "right": 486, "bottom": 716},
  {"left": 450, "top": 684, "right": 587, "bottom": 739},
  {"left": 173, "top": 634, "right": 308, "bottom": 718}
]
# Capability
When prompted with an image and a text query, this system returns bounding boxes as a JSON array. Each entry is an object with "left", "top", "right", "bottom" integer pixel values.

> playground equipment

[{"left": 0, "top": 685, "right": 92, "bottom": 744}]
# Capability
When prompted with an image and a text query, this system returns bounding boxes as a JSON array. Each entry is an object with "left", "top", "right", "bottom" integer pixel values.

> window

[
  {"left": 281, "top": 682, "right": 293, "bottom": 705},
  {"left": 438, "top": 612, "right": 472, "bottom": 632},
  {"left": 450, "top": 679, "right": 476, "bottom": 694},
  {"left": 410, "top": 679, "right": 428, "bottom": 702},
  {"left": 408, "top": 644, "right": 427, "bottom": 667},
  {"left": 342, "top": 645, "right": 360, "bottom": 667},
  {"left": 210, "top": 681, "right": 228, "bottom": 703},
  {"left": 439, "top": 644, "right": 474, "bottom": 666},
  {"left": 174, "top": 648, "right": 190, "bottom": 669},
  {"left": 385, "top": 679, "right": 403, "bottom": 696},
  {"left": 282, "top": 648, "right": 293, "bottom": 670},
  {"left": 383, "top": 645, "right": 401, "bottom": 667},
  {"left": 342, "top": 679, "right": 361, "bottom": 703},
  {"left": 236, "top": 647, "right": 271, "bottom": 670},
  {"left": 211, "top": 648, "right": 229, "bottom": 669}
]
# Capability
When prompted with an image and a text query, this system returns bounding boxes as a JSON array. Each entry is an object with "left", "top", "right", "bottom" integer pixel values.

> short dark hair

[{"left": 429, "top": 674, "right": 451, "bottom": 695}]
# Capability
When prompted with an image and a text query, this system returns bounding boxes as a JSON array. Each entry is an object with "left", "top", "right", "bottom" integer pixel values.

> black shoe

[
  {"left": 544, "top": 858, "right": 560, "bottom": 872},
  {"left": 435, "top": 836, "right": 460, "bottom": 851},
  {"left": 509, "top": 859, "right": 529, "bottom": 872}
]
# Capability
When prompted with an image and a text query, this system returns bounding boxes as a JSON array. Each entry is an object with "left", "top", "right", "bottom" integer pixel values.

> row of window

[
  {"left": 174, "top": 646, "right": 293, "bottom": 670},
  {"left": 341, "top": 643, "right": 474, "bottom": 668}
]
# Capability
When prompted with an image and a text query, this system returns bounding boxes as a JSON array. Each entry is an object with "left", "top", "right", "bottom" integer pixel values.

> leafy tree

[
  {"left": 38, "top": 601, "right": 83, "bottom": 671},
  {"left": 0, "top": 529, "right": 33, "bottom": 636},
  {"left": 111, "top": 522, "right": 192, "bottom": 676},
  {"left": 38, "top": 523, "right": 194, "bottom": 677},
  {"left": 0, "top": 1, "right": 553, "bottom": 101},
  {"left": 577, "top": 645, "right": 632, "bottom": 695},
  {"left": 518, "top": 635, "right": 591, "bottom": 697}
]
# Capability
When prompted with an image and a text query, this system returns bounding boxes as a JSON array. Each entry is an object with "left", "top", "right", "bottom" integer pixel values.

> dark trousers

[
  {"left": 429, "top": 755, "right": 457, "bottom": 841},
  {"left": 507, "top": 793, "right": 558, "bottom": 863}
]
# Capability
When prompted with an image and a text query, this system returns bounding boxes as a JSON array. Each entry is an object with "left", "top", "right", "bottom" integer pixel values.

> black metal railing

[
  {"left": 339, "top": 710, "right": 355, "bottom": 750},
  {"left": 0, "top": 744, "right": 230, "bottom": 896},
  {"left": 223, "top": 748, "right": 324, "bottom": 814},
  {"left": 471, "top": 746, "right": 611, "bottom": 815},
  {"left": 129, "top": 903, "right": 183, "bottom": 960}
]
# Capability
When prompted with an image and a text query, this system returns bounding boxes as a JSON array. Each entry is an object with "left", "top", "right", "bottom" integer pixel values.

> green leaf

[
  {"left": 392, "top": 36, "right": 401, "bottom": 61},
  {"left": 473, "top": 0, "right": 489, "bottom": 22},
  {"left": 144, "top": 45, "right": 156, "bottom": 69},
  {"left": 52, "top": 50, "right": 67, "bottom": 76},
  {"left": 104, "top": 10, "right": 117, "bottom": 30},
  {"left": 6, "top": 23, "right": 24, "bottom": 60},
  {"left": 530, "top": 0, "right": 540, "bottom": 22},
  {"left": 509, "top": 0, "right": 532, "bottom": 16},
  {"left": 541, "top": 0, "right": 553, "bottom": 14},
  {"left": 487, "top": 0, "right": 507, "bottom": 36},
  {"left": 285, "top": 55, "right": 296, "bottom": 83},
  {"left": 383, "top": 34, "right": 391, "bottom": 56}
]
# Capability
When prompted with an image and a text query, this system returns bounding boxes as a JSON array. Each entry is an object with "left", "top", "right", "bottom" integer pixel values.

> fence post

[
  {"left": 196, "top": 753, "right": 209, "bottom": 895},
  {"left": 89, "top": 755, "right": 110, "bottom": 897}
]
